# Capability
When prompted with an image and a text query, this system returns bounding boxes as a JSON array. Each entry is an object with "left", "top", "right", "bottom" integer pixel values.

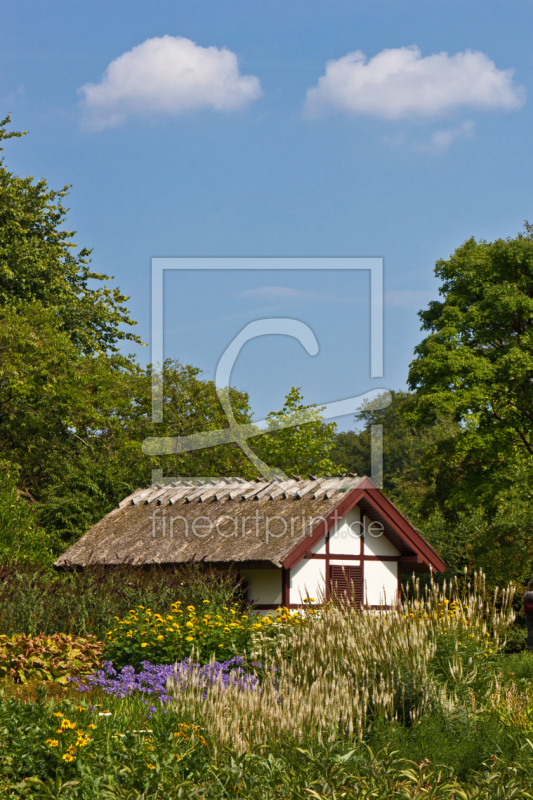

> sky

[{"left": 1, "top": 0, "right": 532, "bottom": 432}]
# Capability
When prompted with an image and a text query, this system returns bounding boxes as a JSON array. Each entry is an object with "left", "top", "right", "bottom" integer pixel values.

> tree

[
  {"left": 0, "top": 461, "right": 53, "bottom": 564},
  {"left": 403, "top": 225, "right": 533, "bottom": 586},
  {"left": 330, "top": 391, "right": 457, "bottom": 513},
  {"left": 0, "top": 116, "right": 141, "bottom": 354},
  {"left": 407, "top": 224, "right": 533, "bottom": 514},
  {"left": 254, "top": 387, "right": 338, "bottom": 476}
]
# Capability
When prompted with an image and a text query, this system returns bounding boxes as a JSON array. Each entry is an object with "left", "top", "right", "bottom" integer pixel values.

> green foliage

[
  {"left": 0, "top": 303, "right": 139, "bottom": 508},
  {"left": 103, "top": 601, "right": 257, "bottom": 670},
  {"left": 104, "top": 603, "right": 305, "bottom": 671},
  {"left": 407, "top": 223, "right": 533, "bottom": 510},
  {"left": 330, "top": 390, "right": 458, "bottom": 500},
  {"left": 0, "top": 634, "right": 102, "bottom": 685},
  {"left": 254, "top": 387, "right": 338, "bottom": 477},
  {"left": 37, "top": 360, "right": 257, "bottom": 548},
  {"left": 0, "top": 563, "right": 243, "bottom": 640},
  {"left": 0, "top": 461, "right": 53, "bottom": 564},
  {"left": 0, "top": 675, "right": 532, "bottom": 797}
]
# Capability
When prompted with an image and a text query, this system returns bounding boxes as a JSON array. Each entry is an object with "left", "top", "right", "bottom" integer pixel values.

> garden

[{"left": 0, "top": 563, "right": 532, "bottom": 799}]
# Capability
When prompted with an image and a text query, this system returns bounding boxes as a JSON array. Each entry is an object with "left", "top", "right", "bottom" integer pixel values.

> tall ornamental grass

[{"left": 170, "top": 572, "right": 516, "bottom": 753}]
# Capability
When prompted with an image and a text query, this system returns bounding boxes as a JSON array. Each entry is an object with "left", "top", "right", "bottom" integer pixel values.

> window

[{"left": 330, "top": 565, "right": 362, "bottom": 605}]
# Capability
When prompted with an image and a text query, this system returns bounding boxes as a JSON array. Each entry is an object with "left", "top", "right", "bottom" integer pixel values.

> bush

[{"left": 0, "top": 633, "right": 102, "bottom": 685}]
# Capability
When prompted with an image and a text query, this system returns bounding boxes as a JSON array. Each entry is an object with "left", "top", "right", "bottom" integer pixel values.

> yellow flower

[
  {"left": 203, "top": 599, "right": 210, "bottom": 603},
  {"left": 62, "top": 753, "right": 75, "bottom": 763},
  {"left": 46, "top": 739, "right": 59, "bottom": 747},
  {"left": 141, "top": 643, "right": 148, "bottom": 648},
  {"left": 186, "top": 636, "right": 194, "bottom": 642},
  {"left": 157, "top": 635, "right": 164, "bottom": 641},
  {"left": 88, "top": 724, "right": 96, "bottom": 730},
  {"left": 187, "top": 605, "right": 195, "bottom": 612},
  {"left": 53, "top": 712, "right": 63, "bottom": 718}
]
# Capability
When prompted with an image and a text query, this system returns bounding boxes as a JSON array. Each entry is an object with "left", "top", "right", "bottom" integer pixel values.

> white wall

[
  {"left": 364, "top": 560, "right": 398, "bottom": 605},
  {"left": 240, "top": 569, "right": 282, "bottom": 605},
  {"left": 289, "top": 559, "right": 326, "bottom": 604},
  {"left": 363, "top": 515, "right": 400, "bottom": 556},
  {"left": 329, "top": 506, "right": 362, "bottom": 554}
]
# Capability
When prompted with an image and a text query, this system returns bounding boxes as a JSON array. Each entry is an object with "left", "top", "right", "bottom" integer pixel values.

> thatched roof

[{"left": 55, "top": 476, "right": 445, "bottom": 572}]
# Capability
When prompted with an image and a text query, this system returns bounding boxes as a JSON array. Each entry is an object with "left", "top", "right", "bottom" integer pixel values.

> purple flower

[{"left": 70, "top": 657, "right": 263, "bottom": 715}]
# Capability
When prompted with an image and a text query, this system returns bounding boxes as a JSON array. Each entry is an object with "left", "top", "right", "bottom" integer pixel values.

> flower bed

[
  {"left": 70, "top": 657, "right": 261, "bottom": 713},
  {"left": 103, "top": 601, "right": 305, "bottom": 668}
]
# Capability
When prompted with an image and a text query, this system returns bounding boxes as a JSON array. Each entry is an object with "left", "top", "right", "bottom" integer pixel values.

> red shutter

[{"left": 330, "top": 565, "right": 362, "bottom": 606}]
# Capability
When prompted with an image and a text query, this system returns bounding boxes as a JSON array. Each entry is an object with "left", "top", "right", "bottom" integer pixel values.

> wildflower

[
  {"left": 53, "top": 712, "right": 63, "bottom": 718},
  {"left": 147, "top": 764, "right": 155, "bottom": 769},
  {"left": 88, "top": 724, "right": 96, "bottom": 730},
  {"left": 141, "top": 643, "right": 148, "bottom": 648},
  {"left": 46, "top": 739, "right": 59, "bottom": 747},
  {"left": 62, "top": 753, "right": 75, "bottom": 762},
  {"left": 186, "top": 636, "right": 194, "bottom": 642},
  {"left": 203, "top": 599, "right": 210, "bottom": 603}
]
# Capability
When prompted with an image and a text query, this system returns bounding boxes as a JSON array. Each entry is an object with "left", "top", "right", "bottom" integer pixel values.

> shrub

[{"left": 0, "top": 633, "right": 102, "bottom": 684}]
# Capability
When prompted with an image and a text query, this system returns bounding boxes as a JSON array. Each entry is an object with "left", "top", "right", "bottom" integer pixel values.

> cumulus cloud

[
  {"left": 79, "top": 35, "right": 262, "bottom": 129},
  {"left": 305, "top": 46, "right": 525, "bottom": 119}
]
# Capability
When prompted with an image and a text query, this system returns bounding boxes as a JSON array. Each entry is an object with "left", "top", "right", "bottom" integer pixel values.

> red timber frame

[{"left": 268, "top": 478, "right": 445, "bottom": 611}]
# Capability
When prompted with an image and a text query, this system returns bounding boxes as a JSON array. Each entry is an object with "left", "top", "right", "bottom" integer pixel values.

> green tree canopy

[
  {"left": 254, "top": 387, "right": 338, "bottom": 477},
  {"left": 407, "top": 224, "right": 533, "bottom": 513}
]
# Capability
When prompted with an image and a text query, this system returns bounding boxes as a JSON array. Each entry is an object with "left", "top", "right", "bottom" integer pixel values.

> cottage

[{"left": 55, "top": 475, "right": 445, "bottom": 609}]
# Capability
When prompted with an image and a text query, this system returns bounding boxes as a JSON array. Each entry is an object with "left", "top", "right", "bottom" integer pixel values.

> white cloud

[
  {"left": 79, "top": 35, "right": 262, "bottom": 129},
  {"left": 305, "top": 46, "right": 525, "bottom": 119},
  {"left": 417, "top": 120, "right": 475, "bottom": 153}
]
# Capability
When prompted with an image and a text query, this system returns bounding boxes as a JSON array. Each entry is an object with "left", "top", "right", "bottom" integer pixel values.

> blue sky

[{"left": 1, "top": 0, "right": 532, "bottom": 430}]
